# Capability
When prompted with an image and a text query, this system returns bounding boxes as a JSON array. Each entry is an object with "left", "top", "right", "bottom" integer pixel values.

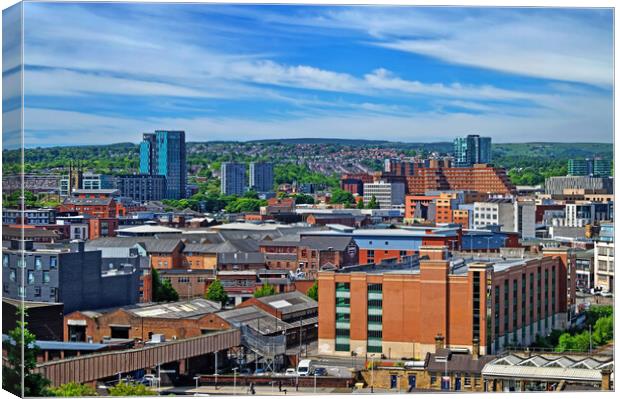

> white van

[{"left": 297, "top": 359, "right": 314, "bottom": 376}]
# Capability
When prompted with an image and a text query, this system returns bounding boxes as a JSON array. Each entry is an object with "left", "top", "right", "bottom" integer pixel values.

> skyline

[{"left": 3, "top": 3, "right": 614, "bottom": 148}]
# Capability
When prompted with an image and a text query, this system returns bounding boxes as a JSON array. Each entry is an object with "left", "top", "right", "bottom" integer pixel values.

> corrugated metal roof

[{"left": 482, "top": 364, "right": 604, "bottom": 382}]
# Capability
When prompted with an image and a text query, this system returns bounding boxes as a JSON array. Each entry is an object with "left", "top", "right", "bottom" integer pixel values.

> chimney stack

[
  {"left": 600, "top": 369, "right": 611, "bottom": 391},
  {"left": 472, "top": 338, "right": 480, "bottom": 360},
  {"left": 435, "top": 333, "right": 445, "bottom": 351}
]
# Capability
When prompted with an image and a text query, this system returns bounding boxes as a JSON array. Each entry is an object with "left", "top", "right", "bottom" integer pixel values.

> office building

[
  {"left": 249, "top": 162, "right": 274, "bottom": 192},
  {"left": 2, "top": 240, "right": 142, "bottom": 313},
  {"left": 140, "top": 130, "right": 186, "bottom": 199},
  {"left": 473, "top": 199, "right": 535, "bottom": 238},
  {"left": 545, "top": 176, "right": 613, "bottom": 195},
  {"left": 363, "top": 181, "right": 406, "bottom": 208},
  {"left": 564, "top": 203, "right": 613, "bottom": 227},
  {"left": 221, "top": 162, "right": 247, "bottom": 196},
  {"left": 341, "top": 173, "right": 375, "bottom": 196},
  {"left": 60, "top": 172, "right": 113, "bottom": 197},
  {"left": 3, "top": 208, "right": 56, "bottom": 226},
  {"left": 112, "top": 174, "right": 167, "bottom": 202},
  {"left": 406, "top": 164, "right": 514, "bottom": 195},
  {"left": 453, "top": 135, "right": 492, "bottom": 167},
  {"left": 318, "top": 246, "right": 573, "bottom": 359},
  {"left": 568, "top": 158, "right": 611, "bottom": 178},
  {"left": 592, "top": 222, "right": 614, "bottom": 292}
]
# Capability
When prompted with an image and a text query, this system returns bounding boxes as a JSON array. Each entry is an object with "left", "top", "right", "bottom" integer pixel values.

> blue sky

[{"left": 3, "top": 3, "right": 614, "bottom": 147}]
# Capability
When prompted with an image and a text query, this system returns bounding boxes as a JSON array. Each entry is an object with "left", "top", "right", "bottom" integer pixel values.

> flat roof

[{"left": 115, "top": 225, "right": 182, "bottom": 234}]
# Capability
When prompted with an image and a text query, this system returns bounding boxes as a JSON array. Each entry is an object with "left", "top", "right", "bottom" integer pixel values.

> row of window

[{"left": 3, "top": 254, "right": 58, "bottom": 269}]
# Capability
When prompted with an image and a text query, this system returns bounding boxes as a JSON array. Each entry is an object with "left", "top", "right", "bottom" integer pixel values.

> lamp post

[
  {"left": 232, "top": 367, "right": 238, "bottom": 396},
  {"left": 370, "top": 354, "right": 375, "bottom": 393},
  {"left": 193, "top": 376, "right": 200, "bottom": 390}
]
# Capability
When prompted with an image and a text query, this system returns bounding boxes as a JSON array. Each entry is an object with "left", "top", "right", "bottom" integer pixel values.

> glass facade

[
  {"left": 367, "top": 283, "right": 383, "bottom": 353},
  {"left": 335, "top": 282, "right": 351, "bottom": 352}
]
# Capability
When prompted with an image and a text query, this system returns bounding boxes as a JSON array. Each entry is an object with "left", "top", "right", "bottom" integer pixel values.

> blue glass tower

[{"left": 139, "top": 130, "right": 186, "bottom": 199}]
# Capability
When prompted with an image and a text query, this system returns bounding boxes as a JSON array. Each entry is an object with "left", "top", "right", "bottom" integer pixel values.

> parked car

[
  {"left": 285, "top": 368, "right": 297, "bottom": 376},
  {"left": 254, "top": 368, "right": 266, "bottom": 376},
  {"left": 600, "top": 291, "right": 613, "bottom": 297},
  {"left": 136, "top": 374, "right": 158, "bottom": 387},
  {"left": 312, "top": 367, "right": 328, "bottom": 376}
]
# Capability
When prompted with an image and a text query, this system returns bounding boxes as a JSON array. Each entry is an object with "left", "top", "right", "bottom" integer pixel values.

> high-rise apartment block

[
  {"left": 453, "top": 135, "right": 492, "bottom": 167},
  {"left": 140, "top": 130, "right": 186, "bottom": 199},
  {"left": 249, "top": 162, "right": 274, "bottom": 192},
  {"left": 568, "top": 158, "right": 611, "bottom": 178},
  {"left": 221, "top": 162, "right": 247, "bottom": 196}
]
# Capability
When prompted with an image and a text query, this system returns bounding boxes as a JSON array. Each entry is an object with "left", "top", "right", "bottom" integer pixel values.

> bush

[
  {"left": 49, "top": 382, "right": 97, "bottom": 396},
  {"left": 108, "top": 382, "right": 155, "bottom": 396}
]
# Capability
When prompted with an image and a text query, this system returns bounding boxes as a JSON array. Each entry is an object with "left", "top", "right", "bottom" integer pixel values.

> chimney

[
  {"left": 600, "top": 369, "right": 611, "bottom": 391},
  {"left": 472, "top": 338, "right": 480, "bottom": 360},
  {"left": 435, "top": 333, "right": 445, "bottom": 351}
]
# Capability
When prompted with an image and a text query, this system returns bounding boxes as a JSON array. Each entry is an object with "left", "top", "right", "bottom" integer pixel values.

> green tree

[
  {"left": 2, "top": 307, "right": 51, "bottom": 397},
  {"left": 205, "top": 279, "right": 229, "bottom": 305},
  {"left": 592, "top": 316, "right": 613, "bottom": 345},
  {"left": 49, "top": 382, "right": 97, "bottom": 396},
  {"left": 306, "top": 281, "right": 318, "bottom": 301},
  {"left": 356, "top": 199, "right": 365, "bottom": 209},
  {"left": 253, "top": 284, "right": 277, "bottom": 298},
  {"left": 107, "top": 382, "right": 155, "bottom": 396},
  {"left": 294, "top": 194, "right": 315, "bottom": 205},
  {"left": 367, "top": 195, "right": 379, "bottom": 209},
  {"left": 151, "top": 268, "right": 179, "bottom": 302},
  {"left": 330, "top": 189, "right": 354, "bottom": 205}
]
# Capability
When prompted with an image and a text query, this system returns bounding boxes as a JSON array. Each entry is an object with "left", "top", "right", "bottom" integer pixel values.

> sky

[{"left": 2, "top": 3, "right": 614, "bottom": 147}]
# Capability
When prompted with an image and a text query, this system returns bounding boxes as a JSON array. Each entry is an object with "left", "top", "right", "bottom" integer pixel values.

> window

[
  {"left": 34, "top": 286, "right": 41, "bottom": 297},
  {"left": 464, "top": 375, "right": 472, "bottom": 387},
  {"left": 9, "top": 269, "right": 16, "bottom": 282},
  {"left": 17, "top": 257, "right": 25, "bottom": 268},
  {"left": 43, "top": 271, "right": 50, "bottom": 283},
  {"left": 28, "top": 271, "right": 35, "bottom": 284},
  {"left": 50, "top": 257, "right": 58, "bottom": 269},
  {"left": 3, "top": 283, "right": 9, "bottom": 293},
  {"left": 3, "top": 254, "right": 8, "bottom": 268},
  {"left": 18, "top": 286, "right": 25, "bottom": 298},
  {"left": 35, "top": 256, "right": 42, "bottom": 270}
]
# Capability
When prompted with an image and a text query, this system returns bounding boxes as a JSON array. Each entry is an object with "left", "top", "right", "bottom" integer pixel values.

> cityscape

[{"left": 1, "top": 2, "right": 615, "bottom": 398}]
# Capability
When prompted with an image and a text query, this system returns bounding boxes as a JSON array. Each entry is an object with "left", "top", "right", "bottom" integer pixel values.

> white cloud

[{"left": 317, "top": 8, "right": 612, "bottom": 86}]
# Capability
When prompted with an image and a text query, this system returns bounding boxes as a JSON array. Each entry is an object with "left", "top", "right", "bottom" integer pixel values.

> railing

[{"left": 239, "top": 325, "right": 286, "bottom": 358}]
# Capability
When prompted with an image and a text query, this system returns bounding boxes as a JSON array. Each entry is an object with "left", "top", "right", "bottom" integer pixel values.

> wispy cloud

[{"left": 14, "top": 3, "right": 613, "bottom": 145}]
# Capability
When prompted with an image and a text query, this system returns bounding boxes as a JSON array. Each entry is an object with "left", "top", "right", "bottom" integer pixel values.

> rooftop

[
  {"left": 115, "top": 225, "right": 182, "bottom": 234},
  {"left": 255, "top": 291, "right": 318, "bottom": 314}
]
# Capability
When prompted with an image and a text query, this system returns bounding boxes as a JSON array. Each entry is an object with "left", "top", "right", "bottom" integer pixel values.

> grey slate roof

[
  {"left": 217, "top": 305, "right": 293, "bottom": 334},
  {"left": 426, "top": 349, "right": 495, "bottom": 373},
  {"left": 299, "top": 235, "right": 354, "bottom": 251}
]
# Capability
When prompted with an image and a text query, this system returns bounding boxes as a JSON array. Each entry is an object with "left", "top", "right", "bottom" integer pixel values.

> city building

[
  {"left": 384, "top": 159, "right": 416, "bottom": 176},
  {"left": 3, "top": 298, "right": 64, "bottom": 341},
  {"left": 2, "top": 240, "right": 142, "bottom": 314},
  {"left": 473, "top": 199, "right": 536, "bottom": 238},
  {"left": 3, "top": 208, "right": 56, "bottom": 225},
  {"left": 63, "top": 298, "right": 227, "bottom": 342},
  {"left": 453, "top": 135, "right": 492, "bottom": 167},
  {"left": 482, "top": 352, "right": 613, "bottom": 391},
  {"left": 249, "top": 162, "right": 274, "bottom": 192},
  {"left": 302, "top": 226, "right": 460, "bottom": 265},
  {"left": 363, "top": 181, "right": 406, "bottom": 209},
  {"left": 317, "top": 246, "right": 574, "bottom": 359},
  {"left": 594, "top": 240, "right": 614, "bottom": 292},
  {"left": 563, "top": 202, "right": 613, "bottom": 227},
  {"left": 568, "top": 158, "right": 611, "bottom": 178},
  {"left": 406, "top": 164, "right": 514, "bottom": 195},
  {"left": 574, "top": 249, "right": 595, "bottom": 289},
  {"left": 112, "top": 174, "right": 167, "bottom": 202},
  {"left": 58, "top": 189, "right": 124, "bottom": 219},
  {"left": 341, "top": 173, "right": 375, "bottom": 196},
  {"left": 221, "top": 162, "right": 247, "bottom": 196},
  {"left": 545, "top": 176, "right": 613, "bottom": 195},
  {"left": 140, "top": 130, "right": 187, "bottom": 199},
  {"left": 60, "top": 171, "right": 114, "bottom": 197}
]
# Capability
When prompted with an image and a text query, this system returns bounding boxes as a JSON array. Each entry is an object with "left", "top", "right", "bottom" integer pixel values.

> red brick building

[
  {"left": 64, "top": 298, "right": 228, "bottom": 343},
  {"left": 406, "top": 164, "right": 514, "bottom": 195},
  {"left": 318, "top": 246, "right": 574, "bottom": 359}
]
